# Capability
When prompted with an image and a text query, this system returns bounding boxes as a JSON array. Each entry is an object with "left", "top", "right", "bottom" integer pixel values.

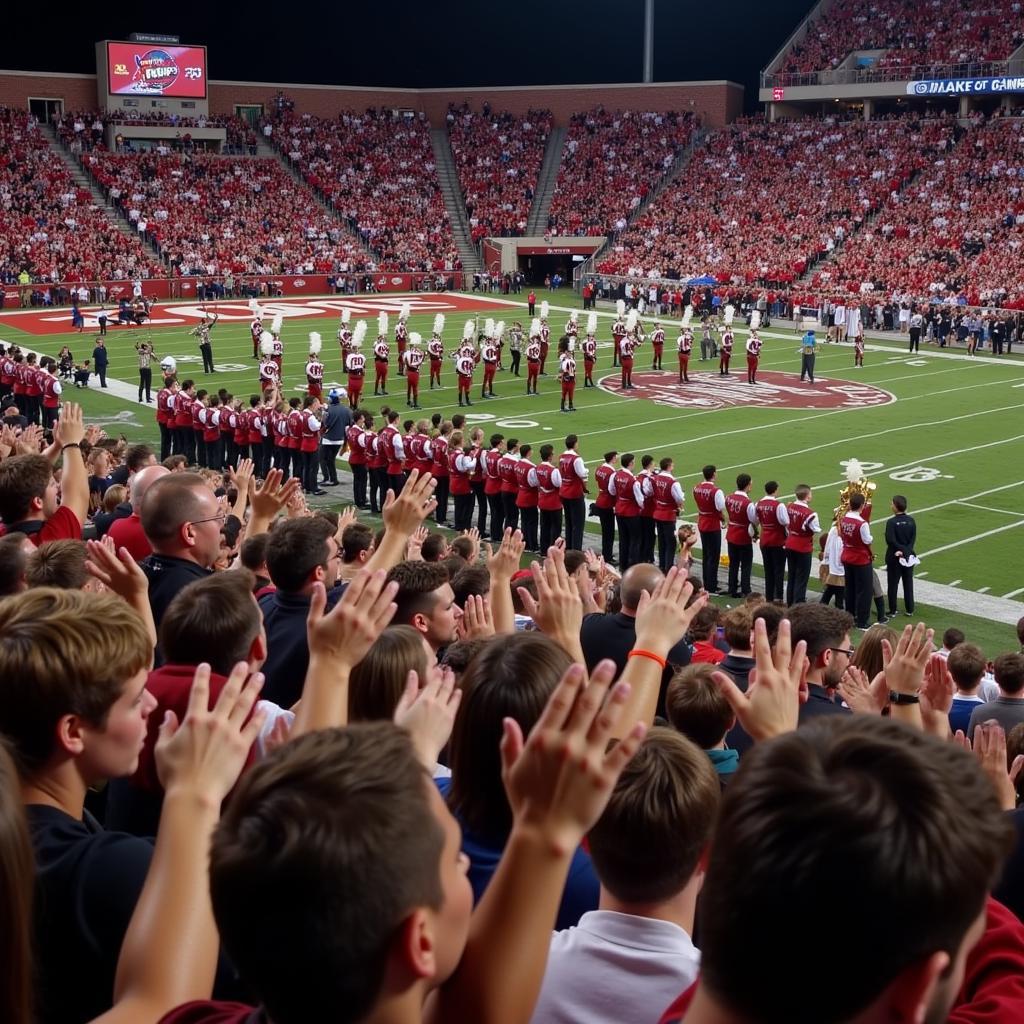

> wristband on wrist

[
  {"left": 61, "top": 442, "right": 81, "bottom": 451},
  {"left": 627, "top": 648, "right": 668, "bottom": 669},
  {"left": 888, "top": 691, "right": 920, "bottom": 705}
]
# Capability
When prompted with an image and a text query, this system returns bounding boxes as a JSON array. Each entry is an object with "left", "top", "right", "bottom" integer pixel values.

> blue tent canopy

[{"left": 687, "top": 275, "right": 717, "bottom": 286}]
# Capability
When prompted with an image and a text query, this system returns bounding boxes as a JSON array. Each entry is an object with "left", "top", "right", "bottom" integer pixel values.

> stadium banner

[
  {"left": 905, "top": 75, "right": 1024, "bottom": 96},
  {"left": 517, "top": 245, "right": 601, "bottom": 255},
  {"left": 107, "top": 42, "right": 208, "bottom": 98}
]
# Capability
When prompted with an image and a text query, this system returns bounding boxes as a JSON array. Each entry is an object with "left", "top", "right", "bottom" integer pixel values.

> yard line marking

[
  {"left": 978, "top": 587, "right": 991, "bottom": 593},
  {"left": 957, "top": 502, "right": 1024, "bottom": 518},
  {"left": 912, "top": 481, "right": 1024, "bottom": 517},
  {"left": 917, "top": 571, "right": 929, "bottom": 578},
  {"left": 1002, "top": 586, "right": 1024, "bottom": 599},
  {"left": 919, "top": 519, "right": 1024, "bottom": 559},
  {"left": 948, "top": 580, "right": 962, "bottom": 587}
]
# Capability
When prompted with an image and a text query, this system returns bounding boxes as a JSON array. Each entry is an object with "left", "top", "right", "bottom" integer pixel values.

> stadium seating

[
  {"left": 546, "top": 108, "right": 699, "bottom": 237},
  {"left": 597, "top": 116, "right": 958, "bottom": 287},
  {"left": 0, "top": 107, "right": 162, "bottom": 286},
  {"left": 82, "top": 151, "right": 367, "bottom": 276},
  {"left": 776, "top": 0, "right": 1024, "bottom": 76},
  {"left": 267, "top": 110, "right": 459, "bottom": 272},
  {"left": 445, "top": 104, "right": 552, "bottom": 239}
]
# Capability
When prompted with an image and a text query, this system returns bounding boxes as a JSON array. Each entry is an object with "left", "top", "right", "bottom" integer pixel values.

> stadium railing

[{"left": 762, "top": 58, "right": 1022, "bottom": 89}]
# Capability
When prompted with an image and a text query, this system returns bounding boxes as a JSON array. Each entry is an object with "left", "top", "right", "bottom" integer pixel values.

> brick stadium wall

[{"left": 0, "top": 71, "right": 743, "bottom": 127}]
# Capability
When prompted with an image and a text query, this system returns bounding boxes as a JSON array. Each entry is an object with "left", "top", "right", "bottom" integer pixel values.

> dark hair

[
  {"left": 565, "top": 434, "right": 578, "bottom": 448},
  {"left": 666, "top": 665, "right": 735, "bottom": 749},
  {"left": 751, "top": 604, "right": 786, "bottom": 646},
  {"left": 995, "top": 653, "right": 1024, "bottom": 696},
  {"left": 210, "top": 725, "right": 444, "bottom": 1024},
  {"left": 736, "top": 473, "right": 751, "bottom": 490},
  {"left": 892, "top": 494, "right": 908, "bottom": 512},
  {"left": 944, "top": 627, "right": 965, "bottom": 650},
  {"left": 659, "top": 456, "right": 673, "bottom": 471},
  {"left": 440, "top": 637, "right": 490, "bottom": 676},
  {"left": 794, "top": 484, "right": 811, "bottom": 501},
  {"left": 0, "top": 455, "right": 52, "bottom": 524},
  {"left": 349, "top": 626, "right": 429, "bottom": 722},
  {"left": 687, "top": 603, "right": 720, "bottom": 642},
  {"left": 124, "top": 443, "right": 155, "bottom": 472},
  {"left": 386, "top": 561, "right": 450, "bottom": 625},
  {"left": 849, "top": 492, "right": 865, "bottom": 511},
  {"left": 0, "top": 535, "right": 28, "bottom": 597},
  {"left": 702, "top": 464, "right": 716, "bottom": 481},
  {"left": 604, "top": 450, "right": 618, "bottom": 462},
  {"left": 239, "top": 534, "right": 269, "bottom": 577},
  {"left": 25, "top": 540, "right": 89, "bottom": 590},
  {"left": 787, "top": 603, "right": 855, "bottom": 664},
  {"left": 588, "top": 728, "right": 719, "bottom": 904},
  {"left": 764, "top": 480, "right": 778, "bottom": 495},
  {"left": 451, "top": 565, "right": 490, "bottom": 608},
  {"left": 539, "top": 444, "right": 553, "bottom": 461},
  {"left": 448, "top": 633, "right": 571, "bottom": 839},
  {"left": 621, "top": 452, "right": 635, "bottom": 468},
  {"left": 420, "top": 533, "right": 447, "bottom": 562},
  {"left": 341, "top": 523, "right": 374, "bottom": 563},
  {"left": 448, "top": 537, "right": 473, "bottom": 561},
  {"left": 265, "top": 518, "right": 335, "bottom": 592},
  {"left": 698, "top": 717, "right": 1015, "bottom": 1023},
  {"left": 948, "top": 643, "right": 987, "bottom": 690},
  {"left": 160, "top": 571, "right": 260, "bottom": 674}
]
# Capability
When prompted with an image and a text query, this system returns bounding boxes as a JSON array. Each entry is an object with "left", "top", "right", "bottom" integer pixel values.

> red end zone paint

[
  {"left": 0, "top": 293, "right": 518, "bottom": 337},
  {"left": 598, "top": 370, "right": 895, "bottom": 411}
]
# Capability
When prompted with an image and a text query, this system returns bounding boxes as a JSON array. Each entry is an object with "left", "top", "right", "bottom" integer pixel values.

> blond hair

[{"left": 0, "top": 589, "right": 152, "bottom": 776}]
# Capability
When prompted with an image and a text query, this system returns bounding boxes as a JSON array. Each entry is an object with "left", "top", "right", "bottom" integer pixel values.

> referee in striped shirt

[{"left": 136, "top": 340, "right": 154, "bottom": 402}]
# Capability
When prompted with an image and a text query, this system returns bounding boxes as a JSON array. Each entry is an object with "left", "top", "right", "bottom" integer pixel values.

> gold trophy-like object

[{"left": 834, "top": 458, "right": 877, "bottom": 523}]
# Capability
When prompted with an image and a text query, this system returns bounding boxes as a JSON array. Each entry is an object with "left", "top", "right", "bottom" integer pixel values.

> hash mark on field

[
  {"left": 917, "top": 572, "right": 929, "bottom": 578},
  {"left": 957, "top": 502, "right": 1024, "bottom": 518},
  {"left": 978, "top": 587, "right": 991, "bottom": 593},
  {"left": 948, "top": 580, "right": 962, "bottom": 587},
  {"left": 919, "top": 519, "right": 1024, "bottom": 558},
  {"left": 1002, "top": 587, "right": 1024, "bottom": 599}
]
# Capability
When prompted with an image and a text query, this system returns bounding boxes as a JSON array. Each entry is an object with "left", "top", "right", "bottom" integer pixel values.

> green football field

[{"left": 4, "top": 288, "right": 1023, "bottom": 652}]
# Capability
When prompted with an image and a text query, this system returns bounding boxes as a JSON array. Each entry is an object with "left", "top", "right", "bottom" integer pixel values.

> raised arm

[
  {"left": 53, "top": 402, "right": 89, "bottom": 528},
  {"left": 364, "top": 470, "right": 438, "bottom": 574}
]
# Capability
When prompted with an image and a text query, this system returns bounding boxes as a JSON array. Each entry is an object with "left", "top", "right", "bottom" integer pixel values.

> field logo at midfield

[{"left": 598, "top": 370, "right": 895, "bottom": 411}]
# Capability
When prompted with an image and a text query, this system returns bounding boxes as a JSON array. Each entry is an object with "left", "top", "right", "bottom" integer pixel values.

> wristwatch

[{"left": 888, "top": 691, "right": 921, "bottom": 705}]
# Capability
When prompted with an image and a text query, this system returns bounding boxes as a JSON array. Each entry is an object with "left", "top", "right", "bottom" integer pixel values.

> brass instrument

[{"left": 834, "top": 458, "right": 877, "bottom": 523}]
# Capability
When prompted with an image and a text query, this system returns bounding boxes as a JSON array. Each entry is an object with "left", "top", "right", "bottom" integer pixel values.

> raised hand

[
  {"left": 456, "top": 593, "right": 495, "bottom": 640},
  {"left": 486, "top": 527, "right": 526, "bottom": 581},
  {"left": 969, "top": 721, "right": 1024, "bottom": 812},
  {"left": 406, "top": 525, "right": 429, "bottom": 561},
  {"left": 15, "top": 423, "right": 43, "bottom": 455},
  {"left": 57, "top": 402, "right": 86, "bottom": 447},
  {"left": 837, "top": 664, "right": 885, "bottom": 715},
  {"left": 154, "top": 661, "right": 266, "bottom": 803},
  {"left": 632, "top": 565, "right": 704, "bottom": 656},
  {"left": 381, "top": 469, "right": 438, "bottom": 537},
  {"left": 919, "top": 653, "right": 955, "bottom": 738},
  {"left": 714, "top": 617, "right": 808, "bottom": 742},
  {"left": 516, "top": 546, "right": 584, "bottom": 656},
  {"left": 85, "top": 537, "right": 149, "bottom": 602},
  {"left": 305, "top": 568, "right": 398, "bottom": 667},
  {"left": 248, "top": 468, "right": 302, "bottom": 523},
  {"left": 393, "top": 664, "right": 462, "bottom": 768},
  {"left": 500, "top": 659, "right": 646, "bottom": 855},
  {"left": 883, "top": 622, "right": 935, "bottom": 695},
  {"left": 460, "top": 526, "right": 481, "bottom": 563},
  {"left": 227, "top": 458, "right": 254, "bottom": 495}
]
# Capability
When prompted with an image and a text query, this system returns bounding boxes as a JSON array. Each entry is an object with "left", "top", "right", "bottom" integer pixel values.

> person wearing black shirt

[
  {"left": 92, "top": 338, "right": 109, "bottom": 388},
  {"left": 885, "top": 494, "right": 917, "bottom": 617}
]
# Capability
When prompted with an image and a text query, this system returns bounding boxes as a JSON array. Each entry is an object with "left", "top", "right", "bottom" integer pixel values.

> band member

[
  {"left": 404, "top": 332, "right": 425, "bottom": 408},
  {"left": 719, "top": 327, "right": 734, "bottom": 376},
  {"left": 455, "top": 321, "right": 476, "bottom": 406},
  {"left": 652, "top": 456, "right": 684, "bottom": 574},
  {"left": 609, "top": 452, "right": 643, "bottom": 572},
  {"left": 583, "top": 312, "right": 598, "bottom": 387},
  {"left": 539, "top": 301, "right": 551, "bottom": 375},
  {"left": 249, "top": 301, "right": 264, "bottom": 358},
  {"left": 345, "top": 321, "right": 368, "bottom": 408},
  {"left": 156, "top": 377, "right": 176, "bottom": 461},
  {"left": 135, "top": 339, "right": 154, "bottom": 403},
  {"left": 533, "top": 444, "right": 563, "bottom": 551},
  {"left": 693, "top": 464, "right": 726, "bottom": 593},
  {"left": 611, "top": 299, "right": 626, "bottom": 368},
  {"left": 374, "top": 311, "right": 390, "bottom": 396},
  {"left": 508, "top": 320, "right": 524, "bottom": 377},
  {"left": 558, "top": 433, "right": 588, "bottom": 551},
  {"left": 430, "top": 423, "right": 451, "bottom": 525},
  {"left": 429, "top": 313, "right": 445, "bottom": 388},
  {"left": 593, "top": 450, "right": 618, "bottom": 564},
  {"left": 677, "top": 327, "right": 693, "bottom": 383},
  {"left": 337, "top": 308, "right": 353, "bottom": 360},
  {"left": 755, "top": 480, "right": 789, "bottom": 602},
  {"left": 270, "top": 313, "right": 284, "bottom": 374},
  {"left": 498, "top": 438, "right": 521, "bottom": 534},
  {"left": 565, "top": 310, "right": 579, "bottom": 341},
  {"left": 258, "top": 334, "right": 280, "bottom": 391},
  {"left": 515, "top": 443, "right": 539, "bottom": 551},
  {"left": 305, "top": 333, "right": 324, "bottom": 399},
  {"left": 39, "top": 358, "right": 62, "bottom": 431},
  {"left": 784, "top": 484, "right": 820, "bottom": 605},
  {"left": 395, "top": 303, "right": 410, "bottom": 375},
  {"left": 190, "top": 312, "right": 219, "bottom": 374},
  {"left": 483, "top": 432, "right": 505, "bottom": 540},
  {"left": 853, "top": 323, "right": 865, "bottom": 367},
  {"left": 558, "top": 338, "right": 577, "bottom": 413},
  {"left": 746, "top": 329, "right": 761, "bottom": 384},
  {"left": 300, "top": 395, "right": 325, "bottom": 495},
  {"left": 650, "top": 320, "right": 665, "bottom": 369},
  {"left": 619, "top": 310, "right": 639, "bottom": 389},
  {"left": 840, "top": 491, "right": 874, "bottom": 629},
  {"left": 725, "top": 474, "right": 758, "bottom": 597},
  {"left": 526, "top": 319, "right": 542, "bottom": 395},
  {"left": 480, "top": 323, "right": 500, "bottom": 399}
]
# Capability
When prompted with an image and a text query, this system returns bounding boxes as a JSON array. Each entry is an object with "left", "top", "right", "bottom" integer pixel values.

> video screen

[{"left": 107, "top": 42, "right": 207, "bottom": 98}]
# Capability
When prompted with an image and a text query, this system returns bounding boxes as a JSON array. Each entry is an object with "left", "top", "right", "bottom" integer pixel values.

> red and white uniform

[
  {"left": 619, "top": 336, "right": 636, "bottom": 362},
  {"left": 481, "top": 341, "right": 498, "bottom": 387},
  {"left": 250, "top": 319, "right": 263, "bottom": 349},
  {"left": 41, "top": 372, "right": 62, "bottom": 410},
  {"left": 305, "top": 359, "right": 324, "bottom": 398},
  {"left": 677, "top": 330, "right": 693, "bottom": 374},
  {"left": 515, "top": 456, "right": 538, "bottom": 509},
  {"left": 693, "top": 480, "right": 725, "bottom": 534},
  {"left": 533, "top": 460, "right": 563, "bottom": 512},
  {"left": 428, "top": 337, "right": 444, "bottom": 383},
  {"left": 271, "top": 337, "right": 284, "bottom": 373},
  {"left": 539, "top": 322, "right": 551, "bottom": 373},
  {"left": 346, "top": 350, "right": 366, "bottom": 404},
  {"left": 610, "top": 467, "right": 643, "bottom": 517},
  {"left": 720, "top": 330, "right": 733, "bottom": 372},
  {"left": 373, "top": 338, "right": 389, "bottom": 391},
  {"left": 565, "top": 318, "right": 579, "bottom": 338},
  {"left": 338, "top": 327, "right": 353, "bottom": 354},
  {"left": 595, "top": 460, "right": 616, "bottom": 512},
  {"left": 784, "top": 501, "right": 820, "bottom": 554},
  {"left": 455, "top": 352, "right": 475, "bottom": 398},
  {"left": 755, "top": 496, "right": 789, "bottom": 549},
  {"left": 404, "top": 347, "right": 425, "bottom": 375},
  {"left": 839, "top": 511, "right": 873, "bottom": 566},
  {"left": 651, "top": 326, "right": 665, "bottom": 357},
  {"left": 582, "top": 336, "right": 596, "bottom": 367},
  {"left": 652, "top": 471, "right": 684, "bottom": 521},
  {"left": 559, "top": 353, "right": 577, "bottom": 405},
  {"left": 746, "top": 334, "right": 761, "bottom": 376},
  {"left": 558, "top": 449, "right": 587, "bottom": 500},
  {"left": 725, "top": 491, "right": 757, "bottom": 547},
  {"left": 259, "top": 360, "right": 280, "bottom": 389},
  {"left": 526, "top": 338, "right": 541, "bottom": 390}
]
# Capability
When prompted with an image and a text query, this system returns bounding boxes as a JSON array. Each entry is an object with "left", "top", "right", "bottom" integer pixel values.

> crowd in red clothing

[
  {"left": 82, "top": 151, "right": 364, "bottom": 277},
  {"left": 0, "top": 107, "right": 161, "bottom": 285},
  {"left": 268, "top": 110, "right": 458, "bottom": 272},
  {"left": 446, "top": 104, "right": 552, "bottom": 239},
  {"left": 547, "top": 109, "right": 699, "bottom": 237},
  {"left": 777, "top": 0, "right": 1024, "bottom": 75},
  {"left": 598, "top": 116, "right": 956, "bottom": 286}
]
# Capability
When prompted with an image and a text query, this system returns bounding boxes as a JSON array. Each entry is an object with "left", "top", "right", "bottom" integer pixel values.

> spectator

[
  {"left": 666, "top": 664, "right": 739, "bottom": 783},
  {"left": 386, "top": 560, "right": 462, "bottom": 656},
  {"left": 107, "top": 464, "right": 170, "bottom": 561},
  {"left": 968, "top": 653, "right": 1024, "bottom": 738},
  {"left": 949, "top": 642, "right": 990, "bottom": 735}
]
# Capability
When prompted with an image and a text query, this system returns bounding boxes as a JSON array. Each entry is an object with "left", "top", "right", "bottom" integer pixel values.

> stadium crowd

[
  {"left": 776, "top": 0, "right": 1024, "bottom": 75},
  {"left": 446, "top": 104, "right": 552, "bottom": 239},
  {"left": 2, "top": 382, "right": 1024, "bottom": 1024},
  {"left": 547, "top": 109, "right": 700, "bottom": 237}
]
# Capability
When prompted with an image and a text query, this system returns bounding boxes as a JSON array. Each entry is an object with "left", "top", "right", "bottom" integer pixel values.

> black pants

[
  {"left": 727, "top": 542, "right": 753, "bottom": 596},
  {"left": 657, "top": 519, "right": 677, "bottom": 574},
  {"left": 845, "top": 562, "right": 873, "bottom": 627},
  {"left": 471, "top": 482, "right": 487, "bottom": 534},
  {"left": 540, "top": 508, "right": 563, "bottom": 552},
  {"left": 205, "top": 438, "right": 220, "bottom": 471},
  {"left": 908, "top": 329, "right": 920, "bottom": 353},
  {"left": 597, "top": 507, "right": 616, "bottom": 563},
  {"left": 434, "top": 476, "right": 450, "bottom": 523},
  {"left": 617, "top": 515, "right": 639, "bottom": 572},
  {"left": 638, "top": 516, "right": 656, "bottom": 564},
  {"left": 502, "top": 492, "right": 519, "bottom": 534},
  {"left": 800, "top": 354, "right": 815, "bottom": 382},
  {"left": 510, "top": 349, "right": 521, "bottom": 376},
  {"left": 519, "top": 506, "right": 539, "bottom": 551},
  {"left": 42, "top": 404, "right": 57, "bottom": 430},
  {"left": 886, "top": 558, "right": 915, "bottom": 614},
  {"left": 453, "top": 492, "right": 474, "bottom": 531},
  {"left": 785, "top": 550, "right": 811, "bottom": 606},
  {"left": 261, "top": 437, "right": 275, "bottom": 479},
  {"left": 320, "top": 444, "right": 341, "bottom": 485},
  {"left": 200, "top": 343, "right": 215, "bottom": 373},
  {"left": 563, "top": 497, "right": 585, "bottom": 551},
  {"left": 761, "top": 545, "right": 786, "bottom": 602},
  {"left": 488, "top": 492, "right": 505, "bottom": 541},
  {"left": 387, "top": 472, "right": 405, "bottom": 498},
  {"left": 159, "top": 423, "right": 171, "bottom": 462},
  {"left": 700, "top": 530, "right": 722, "bottom": 592},
  {"left": 302, "top": 449, "right": 319, "bottom": 493},
  {"left": 138, "top": 367, "right": 152, "bottom": 402},
  {"left": 820, "top": 584, "right": 845, "bottom": 609},
  {"left": 351, "top": 463, "right": 368, "bottom": 505},
  {"left": 369, "top": 467, "right": 387, "bottom": 513},
  {"left": 97, "top": 364, "right": 108, "bottom": 387}
]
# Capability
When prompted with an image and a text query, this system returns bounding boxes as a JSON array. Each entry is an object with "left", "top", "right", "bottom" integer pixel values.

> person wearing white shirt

[
  {"left": 819, "top": 523, "right": 846, "bottom": 609},
  {"left": 530, "top": 730, "right": 716, "bottom": 1024}
]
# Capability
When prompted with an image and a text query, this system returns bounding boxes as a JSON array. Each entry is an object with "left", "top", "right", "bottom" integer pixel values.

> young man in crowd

[
  {"left": 386, "top": 560, "right": 463, "bottom": 657},
  {"left": 948, "top": 642, "right": 990, "bottom": 735},
  {"left": 666, "top": 665, "right": 739, "bottom": 783},
  {"left": 967, "top": 653, "right": 1024, "bottom": 739}
]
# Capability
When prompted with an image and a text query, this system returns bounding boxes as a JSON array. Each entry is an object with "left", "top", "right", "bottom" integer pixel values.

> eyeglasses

[
  {"left": 829, "top": 646, "right": 857, "bottom": 658},
  {"left": 189, "top": 512, "right": 228, "bottom": 527}
]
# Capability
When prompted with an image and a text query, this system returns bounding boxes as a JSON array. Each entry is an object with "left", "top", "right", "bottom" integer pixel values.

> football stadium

[{"left": 2, "top": 4, "right": 1024, "bottom": 1023}]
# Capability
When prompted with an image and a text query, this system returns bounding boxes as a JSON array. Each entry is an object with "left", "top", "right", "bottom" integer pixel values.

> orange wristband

[{"left": 627, "top": 648, "right": 667, "bottom": 669}]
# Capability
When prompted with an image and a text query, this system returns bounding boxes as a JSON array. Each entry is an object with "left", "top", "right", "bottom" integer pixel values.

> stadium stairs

[
  {"left": 430, "top": 128, "right": 482, "bottom": 272},
  {"left": 525, "top": 126, "right": 567, "bottom": 235},
  {"left": 40, "top": 122, "right": 165, "bottom": 264}
]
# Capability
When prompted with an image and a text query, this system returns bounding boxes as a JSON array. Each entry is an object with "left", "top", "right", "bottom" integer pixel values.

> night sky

[{"left": 0, "top": 0, "right": 817, "bottom": 109}]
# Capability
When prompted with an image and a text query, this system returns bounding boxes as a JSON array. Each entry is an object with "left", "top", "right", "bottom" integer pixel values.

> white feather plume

[
  {"left": 723, "top": 303, "right": 735, "bottom": 325},
  {"left": 353, "top": 320, "right": 368, "bottom": 347},
  {"left": 494, "top": 321, "right": 505, "bottom": 339},
  {"left": 569, "top": 311, "right": 578, "bottom": 322},
  {"left": 399, "top": 302, "right": 411, "bottom": 321},
  {"left": 340, "top": 307, "right": 351, "bottom": 325},
  {"left": 682, "top": 304, "right": 694, "bottom": 327},
  {"left": 845, "top": 459, "right": 865, "bottom": 483},
  {"left": 259, "top": 332, "right": 274, "bottom": 356},
  {"left": 432, "top": 313, "right": 445, "bottom": 335},
  {"left": 463, "top": 319, "right": 476, "bottom": 341},
  {"left": 616, "top": 299, "right": 626, "bottom": 317},
  {"left": 378, "top": 311, "right": 389, "bottom": 336},
  {"left": 271, "top": 313, "right": 283, "bottom": 336},
  {"left": 530, "top": 318, "right": 541, "bottom": 336},
  {"left": 409, "top": 332, "right": 423, "bottom": 346},
  {"left": 750, "top": 310, "right": 762, "bottom": 330},
  {"left": 484, "top": 318, "right": 495, "bottom": 338},
  {"left": 540, "top": 301, "right": 549, "bottom": 320},
  {"left": 248, "top": 298, "right": 258, "bottom": 313},
  {"left": 625, "top": 309, "right": 639, "bottom": 332},
  {"left": 586, "top": 312, "right": 598, "bottom": 335},
  {"left": 308, "top": 332, "right": 322, "bottom": 356},
  {"left": 569, "top": 339, "right": 576, "bottom": 352}
]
